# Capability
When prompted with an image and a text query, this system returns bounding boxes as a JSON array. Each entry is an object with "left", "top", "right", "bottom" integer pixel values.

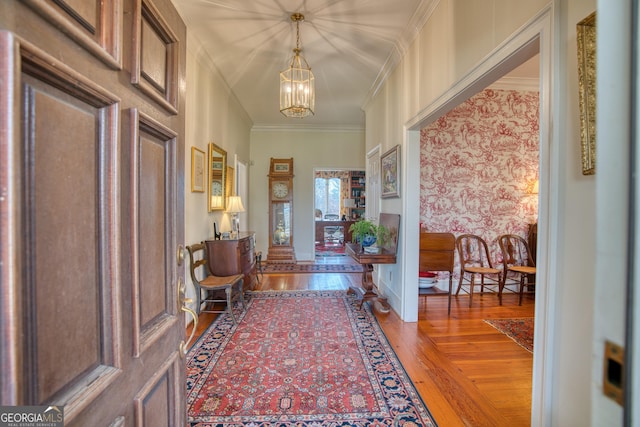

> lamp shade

[
  {"left": 226, "top": 196, "right": 245, "bottom": 213},
  {"left": 343, "top": 198, "right": 356, "bottom": 208}
]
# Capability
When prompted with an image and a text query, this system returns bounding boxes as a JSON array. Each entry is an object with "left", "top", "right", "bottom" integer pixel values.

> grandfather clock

[{"left": 267, "top": 158, "right": 296, "bottom": 263}]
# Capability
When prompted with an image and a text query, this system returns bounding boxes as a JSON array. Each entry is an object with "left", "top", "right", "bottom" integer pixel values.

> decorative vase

[{"left": 361, "top": 235, "right": 377, "bottom": 247}]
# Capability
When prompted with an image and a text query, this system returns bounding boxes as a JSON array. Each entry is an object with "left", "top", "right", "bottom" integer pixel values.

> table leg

[{"left": 347, "top": 263, "right": 391, "bottom": 313}]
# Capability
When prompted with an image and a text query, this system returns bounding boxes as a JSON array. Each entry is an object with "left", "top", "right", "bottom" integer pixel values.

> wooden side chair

[
  {"left": 418, "top": 232, "right": 456, "bottom": 315},
  {"left": 455, "top": 234, "right": 504, "bottom": 307},
  {"left": 498, "top": 234, "right": 536, "bottom": 305},
  {"left": 186, "top": 242, "right": 245, "bottom": 323}
]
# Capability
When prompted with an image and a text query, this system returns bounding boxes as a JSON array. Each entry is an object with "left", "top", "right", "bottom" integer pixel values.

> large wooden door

[{"left": 0, "top": 1, "right": 187, "bottom": 425}]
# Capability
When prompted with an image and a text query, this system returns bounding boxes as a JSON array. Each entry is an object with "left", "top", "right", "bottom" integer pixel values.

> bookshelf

[{"left": 348, "top": 171, "right": 366, "bottom": 219}]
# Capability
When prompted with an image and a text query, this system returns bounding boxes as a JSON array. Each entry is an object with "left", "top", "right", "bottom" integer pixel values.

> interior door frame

[{"left": 402, "top": 7, "right": 553, "bottom": 425}]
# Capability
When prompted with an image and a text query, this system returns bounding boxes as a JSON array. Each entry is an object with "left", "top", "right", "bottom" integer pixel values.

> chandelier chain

[{"left": 296, "top": 20, "right": 300, "bottom": 51}]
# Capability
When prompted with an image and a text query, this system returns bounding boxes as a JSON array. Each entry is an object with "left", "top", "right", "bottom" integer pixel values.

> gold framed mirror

[
  {"left": 208, "top": 142, "right": 227, "bottom": 211},
  {"left": 577, "top": 12, "right": 596, "bottom": 175}
]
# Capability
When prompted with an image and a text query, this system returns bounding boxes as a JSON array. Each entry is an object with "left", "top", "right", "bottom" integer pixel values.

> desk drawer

[{"left": 239, "top": 235, "right": 254, "bottom": 255}]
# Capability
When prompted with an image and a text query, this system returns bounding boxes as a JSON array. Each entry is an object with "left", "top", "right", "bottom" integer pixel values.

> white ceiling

[{"left": 171, "top": 0, "right": 539, "bottom": 130}]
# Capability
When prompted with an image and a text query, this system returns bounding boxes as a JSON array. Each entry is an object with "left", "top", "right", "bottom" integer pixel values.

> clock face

[{"left": 272, "top": 182, "right": 289, "bottom": 199}]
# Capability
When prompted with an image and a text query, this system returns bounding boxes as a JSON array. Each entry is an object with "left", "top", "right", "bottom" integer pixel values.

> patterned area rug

[
  {"left": 484, "top": 318, "right": 534, "bottom": 353},
  {"left": 315, "top": 251, "right": 347, "bottom": 257},
  {"left": 187, "top": 290, "right": 437, "bottom": 426},
  {"left": 263, "top": 263, "right": 362, "bottom": 273},
  {"left": 315, "top": 244, "right": 346, "bottom": 257}
]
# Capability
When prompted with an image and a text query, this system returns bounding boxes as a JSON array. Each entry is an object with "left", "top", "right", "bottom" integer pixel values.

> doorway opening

[
  {"left": 402, "top": 12, "right": 553, "bottom": 423},
  {"left": 418, "top": 55, "right": 540, "bottom": 295},
  {"left": 314, "top": 169, "right": 365, "bottom": 261}
]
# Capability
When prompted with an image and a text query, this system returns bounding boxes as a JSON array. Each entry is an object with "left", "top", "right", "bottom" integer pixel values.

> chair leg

[
  {"left": 255, "top": 252, "right": 263, "bottom": 283},
  {"left": 195, "top": 287, "right": 202, "bottom": 315},
  {"left": 519, "top": 275, "right": 525, "bottom": 306},
  {"left": 225, "top": 287, "right": 236, "bottom": 324},
  {"left": 237, "top": 278, "right": 246, "bottom": 308},
  {"left": 498, "top": 276, "right": 503, "bottom": 305},
  {"left": 447, "top": 276, "right": 453, "bottom": 315},
  {"left": 468, "top": 274, "right": 475, "bottom": 307},
  {"left": 455, "top": 270, "right": 464, "bottom": 296}
]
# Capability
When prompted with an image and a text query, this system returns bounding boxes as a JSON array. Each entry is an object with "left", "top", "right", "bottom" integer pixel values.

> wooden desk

[
  {"left": 315, "top": 220, "right": 355, "bottom": 244},
  {"left": 345, "top": 243, "right": 396, "bottom": 313},
  {"left": 205, "top": 232, "right": 256, "bottom": 291}
]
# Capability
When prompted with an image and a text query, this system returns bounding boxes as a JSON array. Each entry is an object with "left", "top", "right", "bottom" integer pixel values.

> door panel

[
  {"left": 134, "top": 355, "right": 181, "bottom": 426},
  {"left": 29, "top": 80, "right": 108, "bottom": 404},
  {"left": 0, "top": 0, "right": 186, "bottom": 425},
  {"left": 23, "top": 0, "right": 122, "bottom": 69},
  {"left": 18, "top": 44, "right": 122, "bottom": 418},
  {"left": 130, "top": 109, "right": 179, "bottom": 358},
  {"left": 132, "top": 0, "right": 179, "bottom": 113}
]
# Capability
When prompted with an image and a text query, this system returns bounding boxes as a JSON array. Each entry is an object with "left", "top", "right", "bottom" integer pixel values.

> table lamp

[{"left": 226, "top": 196, "right": 245, "bottom": 236}]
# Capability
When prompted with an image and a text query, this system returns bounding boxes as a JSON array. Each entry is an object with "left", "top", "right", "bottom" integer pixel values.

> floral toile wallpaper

[{"left": 420, "top": 88, "right": 539, "bottom": 276}]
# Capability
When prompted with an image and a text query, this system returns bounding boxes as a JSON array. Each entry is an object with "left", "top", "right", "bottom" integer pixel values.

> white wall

[
  {"left": 250, "top": 129, "right": 365, "bottom": 260},
  {"left": 364, "top": 0, "right": 599, "bottom": 425},
  {"left": 593, "top": 0, "right": 629, "bottom": 423},
  {"left": 548, "top": 2, "right": 598, "bottom": 424},
  {"left": 183, "top": 33, "right": 253, "bottom": 312}
]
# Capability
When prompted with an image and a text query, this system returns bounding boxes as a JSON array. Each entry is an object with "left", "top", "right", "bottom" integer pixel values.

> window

[{"left": 315, "top": 177, "right": 341, "bottom": 218}]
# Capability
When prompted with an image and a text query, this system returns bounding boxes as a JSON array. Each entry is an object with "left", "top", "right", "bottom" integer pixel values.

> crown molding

[
  {"left": 362, "top": 0, "right": 440, "bottom": 109},
  {"left": 489, "top": 76, "right": 539, "bottom": 91},
  {"left": 251, "top": 124, "right": 364, "bottom": 133}
]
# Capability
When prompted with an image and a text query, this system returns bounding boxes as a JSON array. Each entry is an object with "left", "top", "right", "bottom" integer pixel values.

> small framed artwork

[
  {"left": 381, "top": 145, "right": 400, "bottom": 198},
  {"left": 269, "top": 158, "right": 293, "bottom": 175},
  {"left": 191, "top": 147, "right": 205, "bottom": 192}
]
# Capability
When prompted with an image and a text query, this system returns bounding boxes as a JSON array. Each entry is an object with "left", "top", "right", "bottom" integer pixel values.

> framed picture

[
  {"left": 577, "top": 11, "right": 596, "bottom": 175},
  {"left": 191, "top": 147, "right": 205, "bottom": 192},
  {"left": 269, "top": 158, "right": 293, "bottom": 175},
  {"left": 381, "top": 145, "right": 400, "bottom": 198}
]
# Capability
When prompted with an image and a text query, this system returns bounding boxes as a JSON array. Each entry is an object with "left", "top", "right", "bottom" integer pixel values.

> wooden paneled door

[{"left": 0, "top": 1, "right": 187, "bottom": 426}]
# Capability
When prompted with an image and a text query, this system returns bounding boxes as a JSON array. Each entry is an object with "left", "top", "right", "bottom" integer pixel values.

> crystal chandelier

[{"left": 279, "top": 13, "right": 315, "bottom": 118}]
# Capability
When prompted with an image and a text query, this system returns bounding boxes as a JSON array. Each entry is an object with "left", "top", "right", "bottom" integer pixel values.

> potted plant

[{"left": 349, "top": 219, "right": 390, "bottom": 250}]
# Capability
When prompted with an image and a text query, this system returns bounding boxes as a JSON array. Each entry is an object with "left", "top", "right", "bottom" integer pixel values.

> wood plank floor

[{"left": 186, "top": 271, "right": 534, "bottom": 426}]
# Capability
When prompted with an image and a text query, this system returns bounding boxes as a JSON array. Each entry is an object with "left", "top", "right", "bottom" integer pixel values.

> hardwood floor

[{"left": 186, "top": 270, "right": 534, "bottom": 427}]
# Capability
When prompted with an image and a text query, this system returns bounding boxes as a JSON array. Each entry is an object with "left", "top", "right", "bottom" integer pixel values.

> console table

[
  {"left": 205, "top": 232, "right": 257, "bottom": 292},
  {"left": 345, "top": 243, "right": 396, "bottom": 313}
]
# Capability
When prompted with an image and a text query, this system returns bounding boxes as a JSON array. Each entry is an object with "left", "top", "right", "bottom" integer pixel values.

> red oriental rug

[
  {"left": 262, "top": 263, "right": 362, "bottom": 274},
  {"left": 484, "top": 318, "right": 534, "bottom": 353},
  {"left": 186, "top": 290, "right": 437, "bottom": 426}
]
